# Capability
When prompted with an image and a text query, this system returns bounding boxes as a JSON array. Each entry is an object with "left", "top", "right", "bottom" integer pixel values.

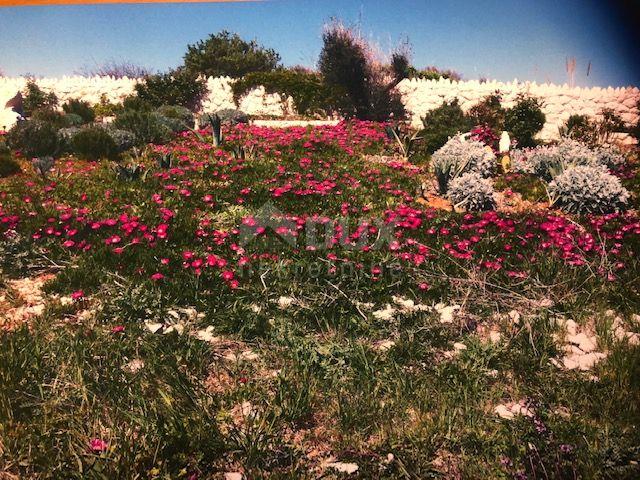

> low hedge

[{"left": 231, "top": 70, "right": 346, "bottom": 116}]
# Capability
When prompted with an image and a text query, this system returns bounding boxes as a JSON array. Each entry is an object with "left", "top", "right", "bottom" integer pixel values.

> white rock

[
  {"left": 325, "top": 461, "right": 359, "bottom": 474},
  {"left": 435, "top": 303, "right": 460, "bottom": 324}
]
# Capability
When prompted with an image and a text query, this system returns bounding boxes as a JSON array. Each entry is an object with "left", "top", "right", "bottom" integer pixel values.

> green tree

[{"left": 183, "top": 31, "right": 281, "bottom": 78}]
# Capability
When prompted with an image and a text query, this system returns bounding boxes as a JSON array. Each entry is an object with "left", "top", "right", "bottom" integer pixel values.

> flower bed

[{"left": 0, "top": 121, "right": 639, "bottom": 478}]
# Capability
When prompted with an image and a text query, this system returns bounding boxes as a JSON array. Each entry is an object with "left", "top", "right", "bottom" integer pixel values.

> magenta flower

[
  {"left": 89, "top": 438, "right": 108, "bottom": 453},
  {"left": 71, "top": 290, "right": 85, "bottom": 300}
]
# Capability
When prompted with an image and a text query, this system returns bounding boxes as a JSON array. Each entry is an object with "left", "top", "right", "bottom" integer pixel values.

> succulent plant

[
  {"left": 32, "top": 156, "right": 55, "bottom": 178},
  {"left": 155, "top": 152, "right": 175, "bottom": 169},
  {"left": 208, "top": 113, "right": 223, "bottom": 147},
  {"left": 113, "top": 162, "right": 147, "bottom": 182},
  {"left": 385, "top": 123, "right": 422, "bottom": 161}
]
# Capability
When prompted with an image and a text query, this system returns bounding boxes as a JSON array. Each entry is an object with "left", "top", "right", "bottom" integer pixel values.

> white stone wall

[
  {"left": 2, "top": 75, "right": 639, "bottom": 142},
  {"left": 397, "top": 78, "right": 640, "bottom": 140},
  {"left": 0, "top": 76, "right": 138, "bottom": 129}
]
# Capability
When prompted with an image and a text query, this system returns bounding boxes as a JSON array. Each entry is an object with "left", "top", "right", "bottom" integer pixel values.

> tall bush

[
  {"left": 504, "top": 94, "right": 545, "bottom": 148},
  {"left": 22, "top": 81, "right": 58, "bottom": 117},
  {"left": 135, "top": 69, "right": 207, "bottom": 111},
  {"left": 467, "top": 93, "right": 505, "bottom": 131},
  {"left": 6, "top": 120, "right": 61, "bottom": 158},
  {"left": 62, "top": 99, "right": 95, "bottom": 124},
  {"left": 113, "top": 110, "right": 172, "bottom": 145},
  {"left": 318, "top": 20, "right": 406, "bottom": 121},
  {"left": 184, "top": 31, "right": 281, "bottom": 78},
  {"left": 69, "top": 126, "right": 118, "bottom": 161},
  {"left": 420, "top": 99, "right": 471, "bottom": 154}
]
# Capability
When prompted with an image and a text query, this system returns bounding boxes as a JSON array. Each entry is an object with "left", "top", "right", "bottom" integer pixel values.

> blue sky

[{"left": 0, "top": 0, "right": 638, "bottom": 87}]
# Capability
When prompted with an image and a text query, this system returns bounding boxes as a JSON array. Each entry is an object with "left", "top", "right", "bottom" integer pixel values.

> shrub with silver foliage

[
  {"left": 594, "top": 145, "right": 626, "bottom": 169},
  {"left": 431, "top": 135, "right": 496, "bottom": 193},
  {"left": 511, "top": 138, "right": 624, "bottom": 180},
  {"left": 548, "top": 165, "right": 629, "bottom": 214},
  {"left": 447, "top": 172, "right": 496, "bottom": 211}
]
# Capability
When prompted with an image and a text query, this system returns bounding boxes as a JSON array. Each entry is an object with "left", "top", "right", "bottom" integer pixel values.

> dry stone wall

[
  {"left": 397, "top": 78, "right": 640, "bottom": 140},
  {"left": 2, "top": 75, "right": 639, "bottom": 142}
]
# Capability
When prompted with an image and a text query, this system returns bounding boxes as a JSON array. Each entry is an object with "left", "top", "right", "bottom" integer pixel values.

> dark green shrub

[
  {"left": 113, "top": 110, "right": 172, "bottom": 145},
  {"left": 62, "top": 99, "right": 95, "bottom": 124},
  {"left": 31, "top": 108, "right": 73, "bottom": 129},
  {"left": 69, "top": 126, "right": 119, "bottom": 161},
  {"left": 231, "top": 70, "right": 346, "bottom": 116},
  {"left": 504, "top": 94, "right": 546, "bottom": 148},
  {"left": 105, "top": 128, "right": 137, "bottom": 153},
  {"left": 6, "top": 120, "right": 61, "bottom": 158},
  {"left": 318, "top": 21, "right": 406, "bottom": 121},
  {"left": 63, "top": 113, "right": 85, "bottom": 127},
  {"left": 156, "top": 114, "right": 189, "bottom": 134},
  {"left": 156, "top": 105, "right": 194, "bottom": 129},
  {"left": 183, "top": 30, "right": 281, "bottom": 78},
  {"left": 559, "top": 114, "right": 596, "bottom": 145},
  {"left": 420, "top": 99, "right": 471, "bottom": 154},
  {"left": 122, "top": 95, "right": 152, "bottom": 112},
  {"left": 318, "top": 23, "right": 368, "bottom": 118},
  {"left": 135, "top": 69, "right": 207, "bottom": 111},
  {"left": 560, "top": 109, "right": 628, "bottom": 146},
  {"left": 0, "top": 152, "right": 21, "bottom": 177},
  {"left": 595, "top": 108, "right": 626, "bottom": 145},
  {"left": 467, "top": 93, "right": 505, "bottom": 131},
  {"left": 22, "top": 80, "right": 57, "bottom": 117}
]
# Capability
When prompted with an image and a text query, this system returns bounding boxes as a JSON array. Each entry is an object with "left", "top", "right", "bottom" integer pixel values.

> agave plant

[
  {"left": 208, "top": 113, "right": 223, "bottom": 147},
  {"left": 32, "top": 156, "right": 55, "bottom": 179},
  {"left": 112, "top": 162, "right": 148, "bottom": 182},
  {"left": 385, "top": 124, "right": 422, "bottom": 161},
  {"left": 155, "top": 152, "right": 175, "bottom": 169},
  {"left": 430, "top": 135, "right": 494, "bottom": 193}
]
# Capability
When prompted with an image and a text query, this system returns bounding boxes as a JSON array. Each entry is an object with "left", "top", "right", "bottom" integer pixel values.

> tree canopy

[{"left": 183, "top": 30, "right": 281, "bottom": 78}]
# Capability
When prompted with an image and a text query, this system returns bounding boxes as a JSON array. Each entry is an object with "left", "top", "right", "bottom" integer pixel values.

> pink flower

[
  {"left": 111, "top": 325, "right": 125, "bottom": 334},
  {"left": 71, "top": 290, "right": 84, "bottom": 300},
  {"left": 89, "top": 438, "right": 108, "bottom": 453},
  {"left": 151, "top": 272, "right": 164, "bottom": 281},
  {"left": 419, "top": 282, "right": 430, "bottom": 291}
]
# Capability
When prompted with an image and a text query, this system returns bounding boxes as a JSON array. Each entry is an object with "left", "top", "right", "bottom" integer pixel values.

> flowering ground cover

[{"left": 1, "top": 121, "right": 639, "bottom": 478}]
